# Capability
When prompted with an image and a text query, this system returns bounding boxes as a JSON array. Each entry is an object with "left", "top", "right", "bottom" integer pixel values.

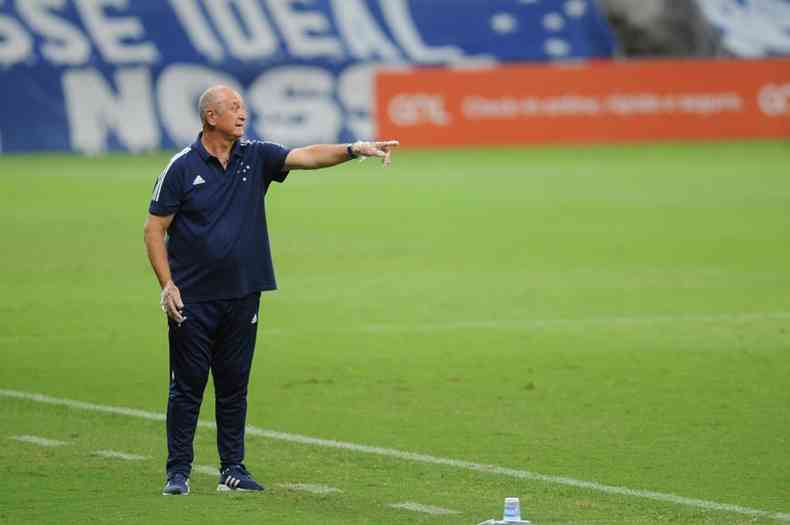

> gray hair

[{"left": 198, "top": 86, "right": 227, "bottom": 126}]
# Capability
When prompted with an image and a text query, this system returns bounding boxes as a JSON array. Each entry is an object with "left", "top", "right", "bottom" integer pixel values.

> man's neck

[{"left": 201, "top": 129, "right": 235, "bottom": 166}]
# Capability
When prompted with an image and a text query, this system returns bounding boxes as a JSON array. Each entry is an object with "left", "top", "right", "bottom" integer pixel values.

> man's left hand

[{"left": 160, "top": 280, "right": 186, "bottom": 324}]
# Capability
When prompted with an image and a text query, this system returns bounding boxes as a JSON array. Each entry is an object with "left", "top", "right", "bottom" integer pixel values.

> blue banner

[{"left": 0, "top": 0, "right": 615, "bottom": 153}]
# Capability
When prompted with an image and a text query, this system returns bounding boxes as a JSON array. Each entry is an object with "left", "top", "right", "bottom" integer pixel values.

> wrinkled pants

[{"left": 165, "top": 292, "right": 261, "bottom": 477}]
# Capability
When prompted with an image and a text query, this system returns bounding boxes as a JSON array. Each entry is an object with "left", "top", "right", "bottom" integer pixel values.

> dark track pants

[{"left": 165, "top": 292, "right": 261, "bottom": 477}]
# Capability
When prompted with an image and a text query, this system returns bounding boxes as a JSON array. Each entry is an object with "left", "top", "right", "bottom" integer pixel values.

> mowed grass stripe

[
  {"left": 334, "top": 312, "right": 790, "bottom": 334},
  {"left": 2, "top": 388, "right": 788, "bottom": 522}
]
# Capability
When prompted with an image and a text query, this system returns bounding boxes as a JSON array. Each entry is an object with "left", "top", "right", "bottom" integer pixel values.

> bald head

[
  {"left": 198, "top": 85, "right": 240, "bottom": 126},
  {"left": 197, "top": 85, "right": 247, "bottom": 139}
]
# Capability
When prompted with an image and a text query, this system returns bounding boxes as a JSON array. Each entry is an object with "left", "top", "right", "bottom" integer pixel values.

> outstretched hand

[{"left": 351, "top": 140, "right": 400, "bottom": 167}]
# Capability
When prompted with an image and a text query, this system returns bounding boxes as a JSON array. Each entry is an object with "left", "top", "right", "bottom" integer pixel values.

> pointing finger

[{"left": 376, "top": 140, "right": 399, "bottom": 149}]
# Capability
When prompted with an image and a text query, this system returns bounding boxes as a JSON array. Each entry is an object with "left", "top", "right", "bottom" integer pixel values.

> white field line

[
  {"left": 10, "top": 434, "right": 68, "bottom": 447},
  {"left": 192, "top": 464, "right": 219, "bottom": 477},
  {"left": 2, "top": 388, "right": 789, "bottom": 522},
  {"left": 93, "top": 449, "right": 148, "bottom": 461},
  {"left": 389, "top": 502, "right": 461, "bottom": 515},
  {"left": 278, "top": 483, "right": 342, "bottom": 494}
]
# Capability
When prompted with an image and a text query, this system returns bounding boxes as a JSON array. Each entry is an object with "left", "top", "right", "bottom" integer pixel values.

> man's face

[{"left": 208, "top": 90, "right": 247, "bottom": 139}]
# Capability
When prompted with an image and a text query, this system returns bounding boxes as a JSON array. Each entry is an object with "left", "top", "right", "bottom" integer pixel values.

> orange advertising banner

[{"left": 375, "top": 59, "right": 790, "bottom": 146}]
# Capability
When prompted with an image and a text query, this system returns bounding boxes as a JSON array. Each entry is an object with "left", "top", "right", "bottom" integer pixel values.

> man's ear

[{"left": 205, "top": 109, "right": 216, "bottom": 126}]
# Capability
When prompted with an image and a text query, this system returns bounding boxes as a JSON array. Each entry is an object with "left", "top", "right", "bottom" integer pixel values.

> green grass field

[{"left": 1, "top": 141, "right": 789, "bottom": 524}]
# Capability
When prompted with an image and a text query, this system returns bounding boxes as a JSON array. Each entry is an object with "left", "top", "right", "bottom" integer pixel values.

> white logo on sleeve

[
  {"left": 193, "top": 175, "right": 206, "bottom": 185},
  {"left": 251, "top": 314, "right": 257, "bottom": 324}
]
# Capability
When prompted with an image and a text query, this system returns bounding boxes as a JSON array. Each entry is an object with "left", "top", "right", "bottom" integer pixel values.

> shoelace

[
  {"left": 222, "top": 465, "right": 253, "bottom": 488},
  {"left": 223, "top": 467, "right": 248, "bottom": 489},
  {"left": 223, "top": 464, "right": 250, "bottom": 477}
]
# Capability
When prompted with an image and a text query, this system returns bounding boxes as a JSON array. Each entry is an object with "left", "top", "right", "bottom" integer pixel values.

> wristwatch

[{"left": 346, "top": 143, "right": 357, "bottom": 159}]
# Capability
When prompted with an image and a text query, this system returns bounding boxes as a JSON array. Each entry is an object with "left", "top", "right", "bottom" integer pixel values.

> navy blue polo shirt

[{"left": 149, "top": 133, "right": 290, "bottom": 302}]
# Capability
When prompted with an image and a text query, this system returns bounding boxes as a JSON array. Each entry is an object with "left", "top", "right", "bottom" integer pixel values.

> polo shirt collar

[{"left": 192, "top": 132, "right": 243, "bottom": 163}]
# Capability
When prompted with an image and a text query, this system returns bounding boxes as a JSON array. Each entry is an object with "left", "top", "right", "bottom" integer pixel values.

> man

[{"left": 144, "top": 85, "right": 398, "bottom": 496}]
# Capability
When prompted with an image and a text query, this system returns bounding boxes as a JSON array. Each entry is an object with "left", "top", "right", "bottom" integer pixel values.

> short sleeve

[
  {"left": 149, "top": 156, "right": 185, "bottom": 216},
  {"left": 257, "top": 141, "right": 291, "bottom": 184}
]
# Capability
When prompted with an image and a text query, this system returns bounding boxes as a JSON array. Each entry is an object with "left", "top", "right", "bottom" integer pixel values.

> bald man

[{"left": 144, "top": 85, "right": 398, "bottom": 495}]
